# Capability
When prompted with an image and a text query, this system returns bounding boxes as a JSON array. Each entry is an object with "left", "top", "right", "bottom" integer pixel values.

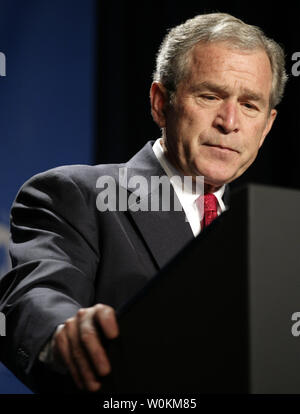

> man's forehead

[
  {"left": 182, "top": 42, "right": 273, "bottom": 101},
  {"left": 188, "top": 41, "right": 272, "bottom": 74}
]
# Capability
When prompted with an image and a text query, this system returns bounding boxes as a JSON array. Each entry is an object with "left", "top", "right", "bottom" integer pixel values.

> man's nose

[{"left": 212, "top": 100, "right": 239, "bottom": 134}]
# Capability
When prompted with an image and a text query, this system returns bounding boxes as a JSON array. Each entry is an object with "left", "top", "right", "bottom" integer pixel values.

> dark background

[{"left": 96, "top": 0, "right": 300, "bottom": 191}]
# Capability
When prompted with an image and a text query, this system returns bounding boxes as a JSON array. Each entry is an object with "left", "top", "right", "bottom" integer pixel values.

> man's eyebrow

[
  {"left": 190, "top": 81, "right": 267, "bottom": 105},
  {"left": 239, "top": 88, "right": 267, "bottom": 105},
  {"left": 190, "top": 81, "right": 229, "bottom": 95}
]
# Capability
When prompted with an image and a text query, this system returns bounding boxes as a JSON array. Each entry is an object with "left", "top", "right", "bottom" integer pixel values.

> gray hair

[{"left": 153, "top": 13, "right": 288, "bottom": 109}]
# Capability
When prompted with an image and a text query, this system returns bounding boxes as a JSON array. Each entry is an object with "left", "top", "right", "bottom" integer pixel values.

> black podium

[{"left": 103, "top": 184, "right": 300, "bottom": 394}]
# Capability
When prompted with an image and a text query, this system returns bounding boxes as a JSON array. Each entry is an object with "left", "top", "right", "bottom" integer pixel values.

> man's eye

[
  {"left": 242, "top": 102, "right": 258, "bottom": 110},
  {"left": 201, "top": 95, "right": 218, "bottom": 100}
]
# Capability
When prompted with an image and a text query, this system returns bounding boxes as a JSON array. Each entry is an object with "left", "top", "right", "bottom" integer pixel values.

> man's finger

[
  {"left": 94, "top": 304, "right": 119, "bottom": 339},
  {"left": 78, "top": 309, "right": 112, "bottom": 377},
  {"left": 54, "top": 322, "right": 84, "bottom": 390},
  {"left": 65, "top": 316, "right": 101, "bottom": 392}
]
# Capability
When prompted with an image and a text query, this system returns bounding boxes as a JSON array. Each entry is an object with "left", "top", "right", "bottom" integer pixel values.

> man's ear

[
  {"left": 259, "top": 108, "right": 277, "bottom": 148},
  {"left": 150, "top": 82, "right": 169, "bottom": 128}
]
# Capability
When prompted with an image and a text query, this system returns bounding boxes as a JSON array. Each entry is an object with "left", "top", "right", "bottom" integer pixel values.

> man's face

[{"left": 151, "top": 41, "right": 277, "bottom": 190}]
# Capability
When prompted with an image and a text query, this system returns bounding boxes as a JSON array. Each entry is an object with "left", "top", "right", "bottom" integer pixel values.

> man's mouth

[{"left": 204, "top": 143, "right": 239, "bottom": 153}]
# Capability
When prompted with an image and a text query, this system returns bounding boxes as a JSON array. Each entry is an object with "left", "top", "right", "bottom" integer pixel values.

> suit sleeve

[{"left": 0, "top": 168, "right": 100, "bottom": 391}]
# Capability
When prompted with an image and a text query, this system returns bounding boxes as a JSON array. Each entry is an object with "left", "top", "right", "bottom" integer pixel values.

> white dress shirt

[{"left": 152, "top": 138, "right": 227, "bottom": 237}]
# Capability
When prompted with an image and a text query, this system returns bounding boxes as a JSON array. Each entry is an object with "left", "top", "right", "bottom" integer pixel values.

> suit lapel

[
  {"left": 126, "top": 191, "right": 194, "bottom": 270},
  {"left": 124, "top": 141, "right": 194, "bottom": 270}
]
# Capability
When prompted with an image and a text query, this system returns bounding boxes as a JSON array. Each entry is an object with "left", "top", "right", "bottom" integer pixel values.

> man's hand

[{"left": 53, "top": 304, "right": 119, "bottom": 392}]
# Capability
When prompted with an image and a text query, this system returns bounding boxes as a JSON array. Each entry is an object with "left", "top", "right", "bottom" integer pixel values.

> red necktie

[{"left": 197, "top": 193, "right": 218, "bottom": 229}]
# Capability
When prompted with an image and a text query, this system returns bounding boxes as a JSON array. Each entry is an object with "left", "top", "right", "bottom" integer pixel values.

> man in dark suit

[{"left": 0, "top": 13, "right": 287, "bottom": 392}]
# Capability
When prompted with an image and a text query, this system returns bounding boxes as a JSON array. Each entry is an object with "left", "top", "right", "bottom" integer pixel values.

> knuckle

[
  {"left": 97, "top": 304, "right": 115, "bottom": 319},
  {"left": 102, "top": 308, "right": 116, "bottom": 324},
  {"left": 64, "top": 318, "right": 74, "bottom": 329},
  {"left": 103, "top": 306, "right": 114, "bottom": 316},
  {"left": 76, "top": 308, "right": 87, "bottom": 319},
  {"left": 94, "top": 303, "right": 105, "bottom": 312}
]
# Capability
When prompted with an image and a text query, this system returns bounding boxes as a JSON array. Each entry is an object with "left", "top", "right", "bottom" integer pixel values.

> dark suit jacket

[{"left": 1, "top": 140, "right": 210, "bottom": 392}]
